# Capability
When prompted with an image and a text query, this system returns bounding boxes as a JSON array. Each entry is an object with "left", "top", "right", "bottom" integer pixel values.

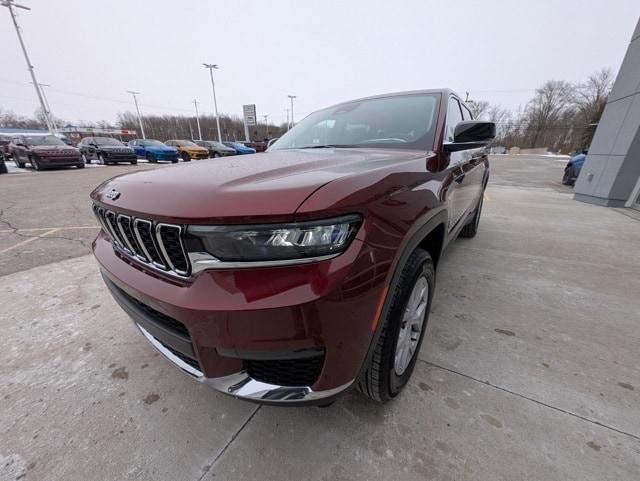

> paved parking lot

[{"left": 1, "top": 156, "right": 639, "bottom": 480}]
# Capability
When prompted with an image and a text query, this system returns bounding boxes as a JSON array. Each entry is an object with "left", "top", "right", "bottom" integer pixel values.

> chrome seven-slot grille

[{"left": 93, "top": 204, "right": 190, "bottom": 277}]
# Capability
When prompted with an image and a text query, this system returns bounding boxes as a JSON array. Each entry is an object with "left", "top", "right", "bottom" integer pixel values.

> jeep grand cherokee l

[
  {"left": 78, "top": 137, "right": 137, "bottom": 165},
  {"left": 10, "top": 134, "right": 83, "bottom": 170},
  {"left": 91, "top": 89, "right": 494, "bottom": 405}
]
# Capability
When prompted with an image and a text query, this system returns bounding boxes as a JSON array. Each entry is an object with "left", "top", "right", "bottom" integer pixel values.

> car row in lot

[{"left": 0, "top": 134, "right": 260, "bottom": 171}]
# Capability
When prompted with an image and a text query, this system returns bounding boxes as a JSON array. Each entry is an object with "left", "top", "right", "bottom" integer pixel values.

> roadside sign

[{"left": 243, "top": 104, "right": 257, "bottom": 126}]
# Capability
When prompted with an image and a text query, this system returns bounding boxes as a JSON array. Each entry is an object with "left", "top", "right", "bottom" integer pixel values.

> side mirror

[{"left": 444, "top": 121, "right": 495, "bottom": 152}]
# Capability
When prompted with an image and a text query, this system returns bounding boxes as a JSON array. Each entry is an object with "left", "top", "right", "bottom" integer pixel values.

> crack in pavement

[
  {"left": 196, "top": 405, "right": 261, "bottom": 481},
  {"left": 419, "top": 358, "right": 640, "bottom": 441}
]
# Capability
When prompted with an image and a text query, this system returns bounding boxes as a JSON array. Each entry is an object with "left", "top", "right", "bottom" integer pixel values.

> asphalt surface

[{"left": 2, "top": 155, "right": 640, "bottom": 481}]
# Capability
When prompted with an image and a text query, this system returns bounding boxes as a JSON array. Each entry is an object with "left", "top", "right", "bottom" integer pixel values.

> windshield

[
  {"left": 271, "top": 93, "right": 439, "bottom": 151},
  {"left": 143, "top": 140, "right": 164, "bottom": 146},
  {"left": 181, "top": 140, "right": 198, "bottom": 147},
  {"left": 92, "top": 137, "right": 123, "bottom": 146},
  {"left": 24, "top": 135, "right": 66, "bottom": 146}
]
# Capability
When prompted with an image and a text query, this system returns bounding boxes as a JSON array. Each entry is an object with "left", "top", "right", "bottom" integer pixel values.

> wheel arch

[{"left": 356, "top": 209, "right": 448, "bottom": 382}]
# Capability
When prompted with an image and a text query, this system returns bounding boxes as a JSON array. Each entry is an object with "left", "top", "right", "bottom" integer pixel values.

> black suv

[{"left": 77, "top": 137, "right": 137, "bottom": 165}]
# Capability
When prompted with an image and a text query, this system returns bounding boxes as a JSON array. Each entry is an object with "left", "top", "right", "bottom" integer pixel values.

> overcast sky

[{"left": 1, "top": 0, "right": 638, "bottom": 127}]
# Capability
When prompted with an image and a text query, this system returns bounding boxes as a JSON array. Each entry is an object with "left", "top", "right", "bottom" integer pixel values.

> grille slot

[
  {"left": 134, "top": 219, "right": 167, "bottom": 269},
  {"left": 157, "top": 224, "right": 189, "bottom": 275},
  {"left": 244, "top": 355, "right": 324, "bottom": 387},
  {"left": 94, "top": 204, "right": 191, "bottom": 278}
]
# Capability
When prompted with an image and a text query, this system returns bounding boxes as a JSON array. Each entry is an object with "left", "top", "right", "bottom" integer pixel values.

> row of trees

[
  {"left": 469, "top": 68, "right": 613, "bottom": 153},
  {"left": 116, "top": 112, "right": 287, "bottom": 142},
  {"left": 2, "top": 68, "right": 613, "bottom": 152}
]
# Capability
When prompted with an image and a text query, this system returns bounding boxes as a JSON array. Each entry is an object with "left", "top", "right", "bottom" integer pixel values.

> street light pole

[
  {"left": 127, "top": 90, "right": 145, "bottom": 139},
  {"left": 203, "top": 63, "right": 222, "bottom": 143},
  {"left": 193, "top": 99, "right": 202, "bottom": 141},
  {"left": 288, "top": 95, "right": 296, "bottom": 130},
  {"left": 2, "top": 0, "right": 53, "bottom": 133},
  {"left": 32, "top": 82, "right": 58, "bottom": 131},
  {"left": 263, "top": 114, "right": 269, "bottom": 139}
]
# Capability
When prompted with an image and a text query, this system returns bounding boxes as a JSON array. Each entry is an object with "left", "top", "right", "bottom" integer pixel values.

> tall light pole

[
  {"left": 127, "top": 90, "right": 145, "bottom": 139},
  {"left": 285, "top": 108, "right": 289, "bottom": 130},
  {"left": 193, "top": 99, "right": 202, "bottom": 140},
  {"left": 203, "top": 63, "right": 222, "bottom": 142},
  {"left": 31, "top": 82, "right": 58, "bottom": 131},
  {"left": 288, "top": 95, "right": 296, "bottom": 130},
  {"left": 263, "top": 114, "right": 269, "bottom": 139},
  {"left": 2, "top": 0, "right": 53, "bottom": 132}
]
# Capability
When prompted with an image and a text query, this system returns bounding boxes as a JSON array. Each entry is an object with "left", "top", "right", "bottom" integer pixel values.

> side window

[
  {"left": 461, "top": 103, "right": 473, "bottom": 120},
  {"left": 445, "top": 97, "right": 464, "bottom": 143}
]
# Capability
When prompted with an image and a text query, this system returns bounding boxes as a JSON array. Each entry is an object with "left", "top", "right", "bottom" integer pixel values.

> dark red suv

[{"left": 91, "top": 90, "right": 494, "bottom": 405}]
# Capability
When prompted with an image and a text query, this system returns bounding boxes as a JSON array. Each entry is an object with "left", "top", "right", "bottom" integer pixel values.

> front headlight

[{"left": 186, "top": 214, "right": 362, "bottom": 262}]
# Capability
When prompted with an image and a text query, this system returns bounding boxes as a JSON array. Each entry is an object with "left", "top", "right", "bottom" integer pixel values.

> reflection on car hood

[{"left": 92, "top": 148, "right": 425, "bottom": 221}]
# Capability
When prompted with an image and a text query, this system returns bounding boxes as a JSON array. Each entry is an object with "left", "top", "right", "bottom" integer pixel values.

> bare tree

[{"left": 468, "top": 100, "right": 490, "bottom": 119}]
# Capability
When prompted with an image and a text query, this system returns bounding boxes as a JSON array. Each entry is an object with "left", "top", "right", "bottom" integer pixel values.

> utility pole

[
  {"left": 31, "top": 82, "right": 58, "bottom": 131},
  {"left": 2, "top": 0, "right": 53, "bottom": 132},
  {"left": 285, "top": 108, "right": 289, "bottom": 131},
  {"left": 288, "top": 95, "right": 296, "bottom": 130},
  {"left": 127, "top": 90, "right": 146, "bottom": 139},
  {"left": 193, "top": 99, "right": 202, "bottom": 140},
  {"left": 203, "top": 63, "right": 222, "bottom": 142},
  {"left": 263, "top": 114, "right": 269, "bottom": 139}
]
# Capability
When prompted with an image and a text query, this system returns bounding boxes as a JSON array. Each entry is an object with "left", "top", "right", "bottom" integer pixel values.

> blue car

[
  {"left": 129, "top": 139, "right": 179, "bottom": 163},
  {"left": 562, "top": 151, "right": 587, "bottom": 186},
  {"left": 223, "top": 141, "right": 256, "bottom": 155}
]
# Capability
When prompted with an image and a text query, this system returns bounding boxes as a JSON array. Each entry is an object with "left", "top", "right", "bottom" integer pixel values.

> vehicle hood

[
  {"left": 147, "top": 145, "right": 177, "bottom": 153},
  {"left": 91, "top": 148, "right": 425, "bottom": 222},
  {"left": 30, "top": 145, "right": 79, "bottom": 155}
]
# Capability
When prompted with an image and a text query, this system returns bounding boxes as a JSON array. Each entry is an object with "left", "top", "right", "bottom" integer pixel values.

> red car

[{"left": 91, "top": 89, "right": 494, "bottom": 405}]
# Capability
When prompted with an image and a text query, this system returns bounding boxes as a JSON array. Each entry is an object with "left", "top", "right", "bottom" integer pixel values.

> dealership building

[{"left": 575, "top": 18, "right": 640, "bottom": 211}]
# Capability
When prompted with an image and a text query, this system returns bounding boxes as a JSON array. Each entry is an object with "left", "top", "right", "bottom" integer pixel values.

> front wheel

[
  {"left": 145, "top": 152, "right": 156, "bottom": 163},
  {"left": 357, "top": 248, "right": 434, "bottom": 403},
  {"left": 97, "top": 154, "right": 106, "bottom": 165},
  {"left": 181, "top": 152, "right": 191, "bottom": 162},
  {"left": 30, "top": 156, "right": 40, "bottom": 171},
  {"left": 212, "top": 152, "right": 219, "bottom": 158},
  {"left": 82, "top": 153, "right": 90, "bottom": 165}
]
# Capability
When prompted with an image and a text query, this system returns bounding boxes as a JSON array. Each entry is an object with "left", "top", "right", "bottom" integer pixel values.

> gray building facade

[{"left": 574, "top": 18, "right": 640, "bottom": 210}]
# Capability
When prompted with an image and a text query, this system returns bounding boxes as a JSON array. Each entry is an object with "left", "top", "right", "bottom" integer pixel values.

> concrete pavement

[{"left": 1, "top": 156, "right": 639, "bottom": 480}]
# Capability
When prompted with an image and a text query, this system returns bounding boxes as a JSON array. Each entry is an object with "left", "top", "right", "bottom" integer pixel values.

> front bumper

[
  {"left": 35, "top": 156, "right": 83, "bottom": 167},
  {"left": 94, "top": 231, "right": 385, "bottom": 404}
]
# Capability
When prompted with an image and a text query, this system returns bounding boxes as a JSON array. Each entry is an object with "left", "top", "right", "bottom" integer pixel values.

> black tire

[
  {"left": 82, "top": 153, "right": 90, "bottom": 165},
  {"left": 213, "top": 151, "right": 219, "bottom": 158},
  {"left": 77, "top": 162, "right": 85, "bottom": 169},
  {"left": 97, "top": 154, "right": 105, "bottom": 166},
  {"left": 30, "top": 156, "right": 40, "bottom": 171},
  {"left": 14, "top": 155, "right": 25, "bottom": 168},
  {"left": 171, "top": 158, "right": 178, "bottom": 163},
  {"left": 562, "top": 168, "right": 574, "bottom": 186},
  {"left": 181, "top": 152, "right": 191, "bottom": 162},
  {"left": 145, "top": 152, "right": 156, "bottom": 163},
  {"left": 460, "top": 194, "right": 483, "bottom": 238},
  {"left": 357, "top": 248, "right": 435, "bottom": 403},
  {"left": 0, "top": 159, "right": 7, "bottom": 174},
  {"left": 130, "top": 159, "right": 137, "bottom": 165}
]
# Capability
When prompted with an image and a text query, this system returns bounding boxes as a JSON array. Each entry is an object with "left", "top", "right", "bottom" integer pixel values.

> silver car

[{"left": 194, "top": 140, "right": 237, "bottom": 157}]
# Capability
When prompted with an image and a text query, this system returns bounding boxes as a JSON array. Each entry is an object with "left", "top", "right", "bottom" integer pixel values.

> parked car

[
  {"left": 0, "top": 135, "right": 12, "bottom": 161},
  {"left": 164, "top": 140, "right": 209, "bottom": 162},
  {"left": 243, "top": 140, "right": 268, "bottom": 152},
  {"left": 90, "top": 89, "right": 494, "bottom": 405},
  {"left": 562, "top": 150, "right": 587, "bottom": 186},
  {"left": 129, "top": 139, "right": 179, "bottom": 163},
  {"left": 223, "top": 141, "right": 256, "bottom": 155},
  {"left": 77, "top": 137, "right": 137, "bottom": 165},
  {"left": 194, "top": 140, "right": 237, "bottom": 157},
  {"left": 10, "top": 134, "right": 83, "bottom": 170}
]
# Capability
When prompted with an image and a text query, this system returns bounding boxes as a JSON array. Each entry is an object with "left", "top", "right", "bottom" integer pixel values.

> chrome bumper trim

[{"left": 136, "top": 323, "right": 352, "bottom": 404}]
